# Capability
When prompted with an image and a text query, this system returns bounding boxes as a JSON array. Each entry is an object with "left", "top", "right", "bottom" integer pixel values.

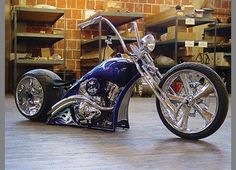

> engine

[
  {"left": 73, "top": 78, "right": 121, "bottom": 124},
  {"left": 85, "top": 78, "right": 100, "bottom": 96}
]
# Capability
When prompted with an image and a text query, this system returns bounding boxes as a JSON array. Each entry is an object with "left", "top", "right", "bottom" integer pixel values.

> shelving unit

[
  {"left": 12, "top": 7, "right": 66, "bottom": 89},
  {"left": 204, "top": 23, "right": 231, "bottom": 53},
  {"left": 204, "top": 23, "right": 231, "bottom": 93},
  {"left": 146, "top": 16, "right": 216, "bottom": 30},
  {"left": 16, "top": 32, "right": 64, "bottom": 42},
  {"left": 145, "top": 16, "right": 217, "bottom": 67},
  {"left": 79, "top": 11, "right": 144, "bottom": 76}
]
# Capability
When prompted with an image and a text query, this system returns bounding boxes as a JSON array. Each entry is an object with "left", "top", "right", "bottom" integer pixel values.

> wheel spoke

[
  {"left": 179, "top": 74, "right": 193, "bottom": 95},
  {"left": 29, "top": 78, "right": 33, "bottom": 87},
  {"left": 176, "top": 106, "right": 191, "bottom": 131},
  {"left": 166, "top": 93, "right": 185, "bottom": 103},
  {"left": 16, "top": 76, "right": 44, "bottom": 117},
  {"left": 193, "top": 103, "right": 214, "bottom": 123},
  {"left": 194, "top": 83, "right": 214, "bottom": 100}
]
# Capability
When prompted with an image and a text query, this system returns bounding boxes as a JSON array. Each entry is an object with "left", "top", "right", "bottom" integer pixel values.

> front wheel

[{"left": 156, "top": 63, "right": 228, "bottom": 140}]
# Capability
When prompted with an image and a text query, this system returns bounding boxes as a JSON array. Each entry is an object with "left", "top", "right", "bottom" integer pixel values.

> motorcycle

[{"left": 15, "top": 16, "right": 229, "bottom": 140}]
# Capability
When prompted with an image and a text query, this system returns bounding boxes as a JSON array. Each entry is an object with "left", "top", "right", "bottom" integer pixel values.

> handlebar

[
  {"left": 78, "top": 16, "right": 141, "bottom": 56},
  {"left": 78, "top": 16, "right": 102, "bottom": 29}
]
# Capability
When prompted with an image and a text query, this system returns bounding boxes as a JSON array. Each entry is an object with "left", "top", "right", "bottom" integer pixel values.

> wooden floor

[{"left": 5, "top": 95, "right": 231, "bottom": 170}]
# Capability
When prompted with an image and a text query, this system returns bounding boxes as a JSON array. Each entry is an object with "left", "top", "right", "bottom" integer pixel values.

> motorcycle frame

[{"left": 48, "top": 16, "right": 179, "bottom": 131}]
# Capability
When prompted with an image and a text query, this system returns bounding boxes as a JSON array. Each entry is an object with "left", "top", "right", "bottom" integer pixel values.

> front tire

[
  {"left": 15, "top": 69, "right": 64, "bottom": 122},
  {"left": 156, "top": 63, "right": 228, "bottom": 140}
]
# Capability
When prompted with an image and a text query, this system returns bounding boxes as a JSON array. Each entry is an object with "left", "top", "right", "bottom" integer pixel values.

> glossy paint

[
  {"left": 81, "top": 58, "right": 138, "bottom": 86},
  {"left": 59, "top": 57, "right": 141, "bottom": 130},
  {"left": 64, "top": 57, "right": 138, "bottom": 98}
]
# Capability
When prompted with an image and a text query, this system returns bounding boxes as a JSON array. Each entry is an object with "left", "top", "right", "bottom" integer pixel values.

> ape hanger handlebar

[{"left": 78, "top": 16, "right": 142, "bottom": 56}]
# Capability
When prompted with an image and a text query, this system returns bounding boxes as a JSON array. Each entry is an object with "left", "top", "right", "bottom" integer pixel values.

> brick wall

[
  {"left": 212, "top": 0, "right": 231, "bottom": 23},
  {"left": 11, "top": 0, "right": 231, "bottom": 79}
]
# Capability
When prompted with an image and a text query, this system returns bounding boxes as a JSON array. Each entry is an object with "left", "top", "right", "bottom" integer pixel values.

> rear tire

[
  {"left": 15, "top": 69, "right": 65, "bottom": 122},
  {"left": 156, "top": 63, "right": 228, "bottom": 140}
]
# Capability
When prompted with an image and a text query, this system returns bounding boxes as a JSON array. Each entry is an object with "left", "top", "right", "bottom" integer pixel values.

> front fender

[{"left": 113, "top": 73, "right": 141, "bottom": 129}]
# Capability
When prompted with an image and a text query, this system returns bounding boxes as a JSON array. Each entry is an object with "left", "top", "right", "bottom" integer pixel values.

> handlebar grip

[
  {"left": 78, "top": 20, "right": 93, "bottom": 29},
  {"left": 78, "top": 16, "right": 103, "bottom": 29}
]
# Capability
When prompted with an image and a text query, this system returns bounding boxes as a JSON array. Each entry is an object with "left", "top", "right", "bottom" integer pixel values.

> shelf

[
  {"left": 215, "top": 66, "right": 231, "bottom": 69},
  {"left": 12, "top": 7, "right": 66, "bottom": 91},
  {"left": 207, "top": 43, "right": 231, "bottom": 49},
  {"left": 83, "top": 11, "right": 144, "bottom": 28},
  {"left": 145, "top": 16, "right": 216, "bottom": 30},
  {"left": 16, "top": 33, "right": 64, "bottom": 43},
  {"left": 14, "top": 7, "right": 64, "bottom": 24},
  {"left": 156, "top": 39, "right": 215, "bottom": 47},
  {"left": 204, "top": 23, "right": 231, "bottom": 32},
  {"left": 81, "top": 36, "right": 137, "bottom": 46},
  {"left": 15, "top": 59, "right": 64, "bottom": 65}
]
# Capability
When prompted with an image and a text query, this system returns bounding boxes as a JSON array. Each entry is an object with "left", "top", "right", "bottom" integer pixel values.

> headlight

[{"left": 141, "top": 34, "right": 156, "bottom": 52}]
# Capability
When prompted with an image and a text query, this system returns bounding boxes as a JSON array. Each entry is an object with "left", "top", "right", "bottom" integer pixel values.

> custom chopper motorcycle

[{"left": 15, "top": 16, "right": 229, "bottom": 140}]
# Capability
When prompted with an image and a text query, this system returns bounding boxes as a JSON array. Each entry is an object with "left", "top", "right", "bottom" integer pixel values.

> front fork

[{"left": 134, "top": 53, "right": 178, "bottom": 114}]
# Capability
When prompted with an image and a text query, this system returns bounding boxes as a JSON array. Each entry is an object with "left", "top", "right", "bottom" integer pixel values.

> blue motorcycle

[{"left": 15, "top": 16, "right": 228, "bottom": 140}]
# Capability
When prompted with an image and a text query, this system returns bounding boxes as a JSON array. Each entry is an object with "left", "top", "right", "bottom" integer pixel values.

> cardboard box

[
  {"left": 192, "top": 0, "right": 213, "bottom": 9},
  {"left": 178, "top": 47, "right": 203, "bottom": 58},
  {"left": 10, "top": 53, "right": 28, "bottom": 60},
  {"left": 145, "top": 7, "right": 182, "bottom": 25},
  {"left": 206, "top": 52, "right": 231, "bottom": 67},
  {"left": 104, "top": 1, "right": 123, "bottom": 9},
  {"left": 81, "top": 46, "right": 114, "bottom": 61},
  {"left": 204, "top": 36, "right": 228, "bottom": 43},
  {"left": 103, "top": 1, "right": 127, "bottom": 12},
  {"left": 194, "top": 9, "right": 204, "bottom": 18},
  {"left": 53, "top": 29, "right": 63, "bottom": 34},
  {"left": 215, "top": 52, "right": 230, "bottom": 66},
  {"left": 167, "top": 32, "right": 196, "bottom": 40},
  {"left": 193, "top": 24, "right": 208, "bottom": 40},
  {"left": 204, "top": 52, "right": 215, "bottom": 66},
  {"left": 41, "top": 48, "right": 51, "bottom": 59},
  {"left": 182, "top": 6, "right": 194, "bottom": 15},
  {"left": 167, "top": 26, "right": 187, "bottom": 33}
]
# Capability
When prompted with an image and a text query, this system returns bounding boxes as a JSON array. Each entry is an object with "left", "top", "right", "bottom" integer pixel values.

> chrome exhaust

[{"left": 49, "top": 95, "right": 113, "bottom": 117}]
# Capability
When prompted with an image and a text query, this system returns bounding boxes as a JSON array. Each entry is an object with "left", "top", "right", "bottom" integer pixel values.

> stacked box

[{"left": 206, "top": 52, "right": 231, "bottom": 67}]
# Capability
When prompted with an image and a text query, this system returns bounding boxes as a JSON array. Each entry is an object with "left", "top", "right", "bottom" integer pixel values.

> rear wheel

[
  {"left": 15, "top": 69, "right": 64, "bottom": 122},
  {"left": 156, "top": 63, "right": 228, "bottom": 139}
]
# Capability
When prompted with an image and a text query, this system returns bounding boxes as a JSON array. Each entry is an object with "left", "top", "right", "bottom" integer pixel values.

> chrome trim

[
  {"left": 50, "top": 95, "right": 113, "bottom": 117},
  {"left": 132, "top": 21, "right": 142, "bottom": 48},
  {"left": 160, "top": 69, "right": 219, "bottom": 134},
  {"left": 15, "top": 76, "right": 44, "bottom": 117},
  {"left": 117, "top": 83, "right": 136, "bottom": 123}
]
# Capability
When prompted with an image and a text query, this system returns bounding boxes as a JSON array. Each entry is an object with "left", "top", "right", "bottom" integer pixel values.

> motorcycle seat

[{"left": 53, "top": 79, "right": 76, "bottom": 87}]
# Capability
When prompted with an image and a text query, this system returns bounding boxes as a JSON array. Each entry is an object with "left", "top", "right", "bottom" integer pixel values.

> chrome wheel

[
  {"left": 16, "top": 76, "right": 44, "bottom": 117},
  {"left": 160, "top": 69, "right": 218, "bottom": 134}
]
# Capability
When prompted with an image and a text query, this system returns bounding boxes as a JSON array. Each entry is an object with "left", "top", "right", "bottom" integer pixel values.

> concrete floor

[{"left": 5, "top": 95, "right": 231, "bottom": 170}]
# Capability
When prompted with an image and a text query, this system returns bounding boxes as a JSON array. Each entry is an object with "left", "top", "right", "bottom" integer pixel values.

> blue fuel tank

[{"left": 80, "top": 58, "right": 138, "bottom": 87}]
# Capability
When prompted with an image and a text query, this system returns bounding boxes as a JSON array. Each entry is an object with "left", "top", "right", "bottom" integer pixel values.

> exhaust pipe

[{"left": 49, "top": 95, "right": 113, "bottom": 117}]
